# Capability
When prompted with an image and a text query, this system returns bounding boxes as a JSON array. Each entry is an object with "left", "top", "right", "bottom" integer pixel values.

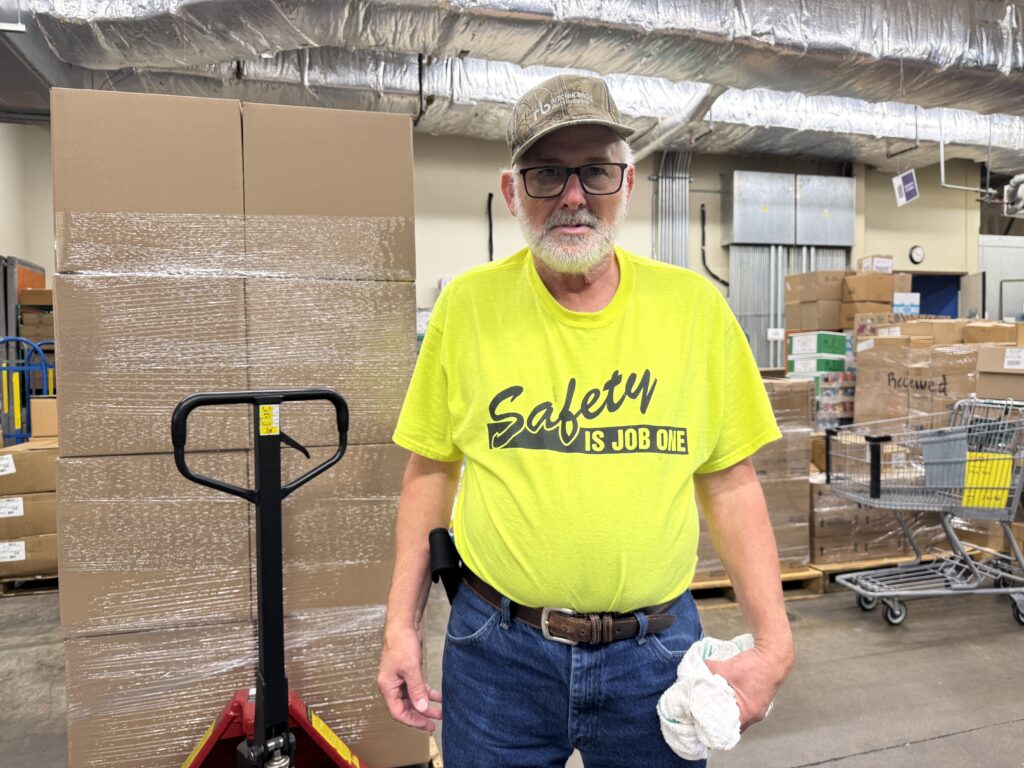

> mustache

[{"left": 545, "top": 209, "right": 600, "bottom": 231}]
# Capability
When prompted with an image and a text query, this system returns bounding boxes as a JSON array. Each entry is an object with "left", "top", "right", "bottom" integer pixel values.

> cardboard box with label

[
  {"left": 976, "top": 346, "right": 1024, "bottom": 400},
  {"left": 0, "top": 440, "right": 58, "bottom": 495},
  {"left": 841, "top": 301, "right": 891, "bottom": 329},
  {"left": 0, "top": 492, "right": 56, "bottom": 539},
  {"left": 0, "top": 534, "right": 57, "bottom": 578}
]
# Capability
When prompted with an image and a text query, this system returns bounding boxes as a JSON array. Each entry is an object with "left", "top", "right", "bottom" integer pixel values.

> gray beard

[{"left": 516, "top": 197, "right": 628, "bottom": 276}]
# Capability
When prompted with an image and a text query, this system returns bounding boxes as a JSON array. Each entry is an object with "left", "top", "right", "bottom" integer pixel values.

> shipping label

[
  {"left": 0, "top": 541, "right": 26, "bottom": 562},
  {"left": 0, "top": 455, "right": 15, "bottom": 476},
  {"left": 1004, "top": 348, "right": 1024, "bottom": 371},
  {"left": 0, "top": 497, "right": 24, "bottom": 518}
]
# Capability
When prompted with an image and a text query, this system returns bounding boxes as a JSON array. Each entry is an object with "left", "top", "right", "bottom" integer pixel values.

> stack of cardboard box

[
  {"left": 696, "top": 379, "right": 813, "bottom": 579},
  {"left": 841, "top": 272, "right": 913, "bottom": 329},
  {"left": 784, "top": 271, "right": 845, "bottom": 331},
  {"left": 52, "top": 89, "right": 423, "bottom": 768},
  {"left": 0, "top": 438, "right": 59, "bottom": 581}
]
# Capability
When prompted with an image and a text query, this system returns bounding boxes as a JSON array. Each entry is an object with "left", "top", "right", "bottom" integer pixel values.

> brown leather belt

[{"left": 462, "top": 569, "right": 677, "bottom": 646}]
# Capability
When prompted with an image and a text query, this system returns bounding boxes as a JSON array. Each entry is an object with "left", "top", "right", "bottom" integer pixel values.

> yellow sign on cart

[{"left": 962, "top": 451, "right": 1014, "bottom": 509}]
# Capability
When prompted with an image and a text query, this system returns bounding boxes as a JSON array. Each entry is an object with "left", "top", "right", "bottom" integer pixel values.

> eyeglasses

[{"left": 518, "top": 163, "right": 628, "bottom": 199}]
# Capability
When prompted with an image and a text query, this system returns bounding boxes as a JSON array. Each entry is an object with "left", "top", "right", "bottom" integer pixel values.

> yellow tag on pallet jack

[{"left": 259, "top": 405, "right": 280, "bottom": 436}]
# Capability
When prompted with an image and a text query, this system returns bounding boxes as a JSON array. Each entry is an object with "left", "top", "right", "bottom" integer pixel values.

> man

[{"left": 378, "top": 74, "right": 793, "bottom": 767}]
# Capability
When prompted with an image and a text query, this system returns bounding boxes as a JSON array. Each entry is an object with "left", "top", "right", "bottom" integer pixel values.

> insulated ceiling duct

[
  {"left": 108, "top": 50, "right": 1024, "bottom": 173},
  {"left": 26, "top": 0, "right": 1024, "bottom": 116}
]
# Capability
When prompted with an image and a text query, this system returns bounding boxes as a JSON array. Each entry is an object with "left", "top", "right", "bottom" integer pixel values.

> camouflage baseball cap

[{"left": 507, "top": 74, "right": 634, "bottom": 165}]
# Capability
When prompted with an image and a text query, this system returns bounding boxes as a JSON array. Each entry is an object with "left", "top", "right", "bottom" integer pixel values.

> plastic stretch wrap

[
  {"left": 853, "top": 336, "right": 933, "bottom": 424},
  {"left": 697, "top": 379, "right": 812, "bottom": 579},
  {"left": 810, "top": 476, "right": 910, "bottom": 564},
  {"left": 28, "top": 0, "right": 1024, "bottom": 119},
  {"left": 64, "top": 607, "right": 427, "bottom": 768},
  {"left": 57, "top": 444, "right": 407, "bottom": 637}
]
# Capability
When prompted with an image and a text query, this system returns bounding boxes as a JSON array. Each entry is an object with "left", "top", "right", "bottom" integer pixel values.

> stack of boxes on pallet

[
  {"left": 0, "top": 429, "right": 58, "bottom": 583},
  {"left": 696, "top": 379, "right": 812, "bottom": 580},
  {"left": 51, "top": 89, "right": 424, "bottom": 768}
]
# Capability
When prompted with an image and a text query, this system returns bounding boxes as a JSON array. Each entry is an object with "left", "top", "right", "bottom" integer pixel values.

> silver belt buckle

[{"left": 541, "top": 606, "right": 578, "bottom": 646}]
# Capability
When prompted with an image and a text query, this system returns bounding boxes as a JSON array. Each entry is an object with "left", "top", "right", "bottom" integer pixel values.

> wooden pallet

[
  {"left": 691, "top": 567, "right": 824, "bottom": 608},
  {"left": 429, "top": 735, "right": 443, "bottom": 768},
  {"left": 0, "top": 574, "right": 58, "bottom": 597}
]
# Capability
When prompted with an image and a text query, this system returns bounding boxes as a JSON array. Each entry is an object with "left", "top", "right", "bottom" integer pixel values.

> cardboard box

[
  {"left": 789, "top": 331, "right": 846, "bottom": 357},
  {"left": 899, "top": 319, "right": 968, "bottom": 345},
  {"left": 787, "top": 355, "right": 845, "bottom": 374},
  {"left": 953, "top": 518, "right": 1004, "bottom": 550},
  {"left": 0, "top": 492, "right": 56, "bottom": 539},
  {"left": 811, "top": 432, "right": 826, "bottom": 471},
  {"left": 892, "top": 292, "right": 921, "bottom": 315},
  {"left": 976, "top": 346, "right": 1024, "bottom": 400},
  {"left": 19, "top": 289, "right": 53, "bottom": 306},
  {"left": 841, "top": 301, "right": 891, "bottom": 329},
  {"left": 0, "top": 440, "right": 58, "bottom": 495},
  {"left": 57, "top": 452, "right": 253, "bottom": 636},
  {"left": 245, "top": 279, "right": 417, "bottom": 448},
  {"left": 842, "top": 272, "right": 913, "bottom": 303},
  {"left": 279, "top": 444, "right": 406, "bottom": 614},
  {"left": 0, "top": 534, "right": 57, "bottom": 578},
  {"left": 761, "top": 477, "right": 810, "bottom": 526},
  {"left": 65, "top": 623, "right": 257, "bottom": 768},
  {"left": 964, "top": 321, "right": 1017, "bottom": 344},
  {"left": 762, "top": 378, "right": 815, "bottom": 427},
  {"left": 51, "top": 88, "right": 245, "bottom": 274},
  {"left": 798, "top": 300, "right": 842, "bottom": 331},
  {"left": 55, "top": 274, "right": 251, "bottom": 457},
  {"left": 30, "top": 397, "right": 57, "bottom": 438},
  {"left": 784, "top": 272, "right": 847, "bottom": 303},
  {"left": 785, "top": 302, "right": 800, "bottom": 330},
  {"left": 858, "top": 256, "right": 894, "bottom": 274},
  {"left": 853, "top": 336, "right": 932, "bottom": 423},
  {"left": 753, "top": 429, "right": 811, "bottom": 480},
  {"left": 242, "top": 102, "right": 415, "bottom": 282}
]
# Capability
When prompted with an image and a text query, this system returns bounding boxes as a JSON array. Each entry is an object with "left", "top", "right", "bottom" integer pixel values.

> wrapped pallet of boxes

[
  {"left": 810, "top": 475, "right": 908, "bottom": 564},
  {"left": 695, "top": 379, "right": 812, "bottom": 579},
  {"left": 0, "top": 439, "right": 58, "bottom": 581},
  {"left": 853, "top": 335, "right": 932, "bottom": 423},
  {"left": 51, "top": 89, "right": 424, "bottom": 768}
]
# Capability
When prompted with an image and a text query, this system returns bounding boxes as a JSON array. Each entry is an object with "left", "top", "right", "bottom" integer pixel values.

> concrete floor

[{"left": 3, "top": 586, "right": 1023, "bottom": 768}]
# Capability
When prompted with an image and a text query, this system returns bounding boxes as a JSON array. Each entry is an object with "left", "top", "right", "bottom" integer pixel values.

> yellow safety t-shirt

[{"left": 393, "top": 246, "right": 780, "bottom": 613}]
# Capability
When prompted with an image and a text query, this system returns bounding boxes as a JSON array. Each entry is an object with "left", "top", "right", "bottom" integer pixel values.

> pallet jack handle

[
  {"left": 172, "top": 389, "right": 349, "bottom": 502},
  {"left": 171, "top": 389, "right": 349, "bottom": 768}
]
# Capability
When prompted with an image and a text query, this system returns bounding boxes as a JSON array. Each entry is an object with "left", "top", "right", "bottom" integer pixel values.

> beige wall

[
  {"left": 412, "top": 133, "right": 654, "bottom": 308},
  {"left": 860, "top": 159, "right": 980, "bottom": 274},
  {"left": 0, "top": 124, "right": 54, "bottom": 285}
]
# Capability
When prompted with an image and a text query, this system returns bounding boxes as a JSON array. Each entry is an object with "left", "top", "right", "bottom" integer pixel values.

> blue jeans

[{"left": 441, "top": 584, "right": 707, "bottom": 768}]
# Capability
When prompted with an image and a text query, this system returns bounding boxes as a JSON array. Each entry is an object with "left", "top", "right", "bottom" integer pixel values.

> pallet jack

[{"left": 171, "top": 389, "right": 366, "bottom": 768}]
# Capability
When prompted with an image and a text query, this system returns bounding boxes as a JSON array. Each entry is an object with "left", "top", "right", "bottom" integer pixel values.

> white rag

[{"left": 656, "top": 633, "right": 757, "bottom": 761}]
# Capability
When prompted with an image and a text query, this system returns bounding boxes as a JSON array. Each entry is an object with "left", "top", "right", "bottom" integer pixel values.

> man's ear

[{"left": 501, "top": 170, "right": 518, "bottom": 216}]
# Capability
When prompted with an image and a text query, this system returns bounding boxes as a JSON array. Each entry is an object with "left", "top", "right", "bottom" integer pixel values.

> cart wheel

[
  {"left": 883, "top": 601, "right": 907, "bottom": 626},
  {"left": 857, "top": 595, "right": 879, "bottom": 611},
  {"left": 1012, "top": 602, "right": 1024, "bottom": 626}
]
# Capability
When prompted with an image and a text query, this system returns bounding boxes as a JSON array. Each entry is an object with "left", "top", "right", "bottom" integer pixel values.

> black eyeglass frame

[{"left": 517, "top": 163, "right": 629, "bottom": 199}]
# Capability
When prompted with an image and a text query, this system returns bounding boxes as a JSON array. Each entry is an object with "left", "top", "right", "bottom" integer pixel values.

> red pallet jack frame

[{"left": 172, "top": 389, "right": 364, "bottom": 768}]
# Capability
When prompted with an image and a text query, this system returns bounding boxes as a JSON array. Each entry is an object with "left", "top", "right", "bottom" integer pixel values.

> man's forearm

[
  {"left": 695, "top": 459, "right": 793, "bottom": 661},
  {"left": 385, "top": 454, "right": 462, "bottom": 634}
]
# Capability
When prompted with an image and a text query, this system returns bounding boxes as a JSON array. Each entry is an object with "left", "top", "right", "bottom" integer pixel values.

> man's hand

[
  {"left": 377, "top": 626, "right": 443, "bottom": 733},
  {"left": 704, "top": 643, "right": 793, "bottom": 731}
]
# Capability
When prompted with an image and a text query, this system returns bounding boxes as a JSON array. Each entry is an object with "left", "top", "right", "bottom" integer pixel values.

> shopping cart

[{"left": 826, "top": 398, "right": 1024, "bottom": 626}]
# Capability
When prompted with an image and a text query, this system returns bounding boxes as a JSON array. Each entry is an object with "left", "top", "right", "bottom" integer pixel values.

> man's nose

[{"left": 559, "top": 171, "right": 588, "bottom": 208}]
